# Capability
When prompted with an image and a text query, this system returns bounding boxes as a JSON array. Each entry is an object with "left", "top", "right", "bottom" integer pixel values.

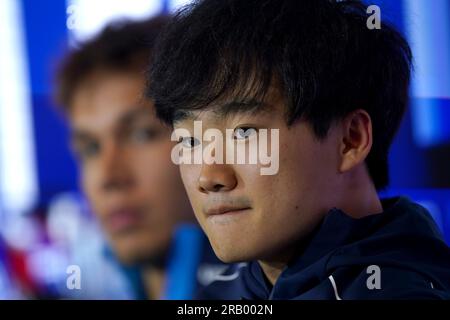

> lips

[
  {"left": 104, "top": 207, "right": 143, "bottom": 234},
  {"left": 205, "top": 206, "right": 251, "bottom": 216},
  {"left": 204, "top": 206, "right": 251, "bottom": 225}
]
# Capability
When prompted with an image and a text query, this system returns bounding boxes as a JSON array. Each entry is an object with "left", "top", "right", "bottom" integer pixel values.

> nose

[
  {"left": 97, "top": 142, "right": 134, "bottom": 193},
  {"left": 198, "top": 163, "right": 237, "bottom": 193}
]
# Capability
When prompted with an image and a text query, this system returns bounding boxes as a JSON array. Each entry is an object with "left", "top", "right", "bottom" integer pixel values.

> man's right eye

[
  {"left": 76, "top": 142, "right": 100, "bottom": 159},
  {"left": 179, "top": 136, "right": 201, "bottom": 149}
]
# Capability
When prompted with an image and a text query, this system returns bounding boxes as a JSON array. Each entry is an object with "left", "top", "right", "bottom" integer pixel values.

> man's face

[
  {"left": 175, "top": 87, "right": 342, "bottom": 263},
  {"left": 70, "top": 70, "right": 193, "bottom": 265}
]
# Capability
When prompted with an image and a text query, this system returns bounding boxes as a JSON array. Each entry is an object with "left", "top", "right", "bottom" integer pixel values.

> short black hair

[
  {"left": 55, "top": 15, "right": 170, "bottom": 110},
  {"left": 147, "top": 0, "right": 413, "bottom": 190}
]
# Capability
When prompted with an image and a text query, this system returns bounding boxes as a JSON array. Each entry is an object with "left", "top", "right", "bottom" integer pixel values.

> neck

[
  {"left": 336, "top": 165, "right": 383, "bottom": 219},
  {"left": 258, "top": 240, "right": 304, "bottom": 286},
  {"left": 142, "top": 266, "right": 166, "bottom": 300},
  {"left": 258, "top": 260, "right": 287, "bottom": 287}
]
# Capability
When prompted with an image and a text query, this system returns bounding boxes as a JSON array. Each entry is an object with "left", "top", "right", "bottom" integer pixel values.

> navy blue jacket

[{"left": 198, "top": 197, "right": 450, "bottom": 300}]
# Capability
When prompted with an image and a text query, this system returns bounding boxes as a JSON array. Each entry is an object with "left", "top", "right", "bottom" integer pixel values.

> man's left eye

[
  {"left": 131, "top": 127, "right": 159, "bottom": 143},
  {"left": 233, "top": 127, "right": 258, "bottom": 140}
]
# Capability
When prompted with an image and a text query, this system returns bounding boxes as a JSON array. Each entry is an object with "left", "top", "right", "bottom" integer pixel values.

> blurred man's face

[
  {"left": 175, "top": 87, "right": 342, "bottom": 263},
  {"left": 69, "top": 70, "right": 193, "bottom": 265}
]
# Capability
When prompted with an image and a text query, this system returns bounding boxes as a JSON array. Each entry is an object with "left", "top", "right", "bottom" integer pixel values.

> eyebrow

[
  {"left": 214, "top": 99, "right": 271, "bottom": 118},
  {"left": 71, "top": 105, "right": 154, "bottom": 142},
  {"left": 118, "top": 105, "right": 154, "bottom": 126},
  {"left": 176, "top": 99, "right": 272, "bottom": 123}
]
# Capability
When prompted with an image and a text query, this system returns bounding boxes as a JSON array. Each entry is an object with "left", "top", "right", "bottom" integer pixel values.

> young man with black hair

[
  {"left": 147, "top": 0, "right": 450, "bottom": 299},
  {"left": 55, "top": 16, "right": 225, "bottom": 299}
]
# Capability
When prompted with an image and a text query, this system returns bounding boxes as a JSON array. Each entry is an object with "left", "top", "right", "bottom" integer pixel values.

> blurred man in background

[{"left": 54, "top": 16, "right": 224, "bottom": 299}]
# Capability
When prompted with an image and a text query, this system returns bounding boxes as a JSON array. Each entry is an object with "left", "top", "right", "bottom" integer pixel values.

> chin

[
  {"left": 215, "top": 253, "right": 240, "bottom": 264},
  {"left": 112, "top": 240, "right": 159, "bottom": 265},
  {"left": 115, "top": 250, "right": 140, "bottom": 266},
  {"left": 212, "top": 243, "right": 255, "bottom": 263},
  {"left": 115, "top": 245, "right": 168, "bottom": 267}
]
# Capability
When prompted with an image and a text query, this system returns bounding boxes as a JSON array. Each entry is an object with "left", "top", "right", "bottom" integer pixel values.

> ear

[{"left": 339, "top": 109, "right": 373, "bottom": 173}]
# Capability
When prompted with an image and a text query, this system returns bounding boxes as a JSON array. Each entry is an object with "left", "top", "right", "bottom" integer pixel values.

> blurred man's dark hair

[{"left": 56, "top": 16, "right": 169, "bottom": 110}]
